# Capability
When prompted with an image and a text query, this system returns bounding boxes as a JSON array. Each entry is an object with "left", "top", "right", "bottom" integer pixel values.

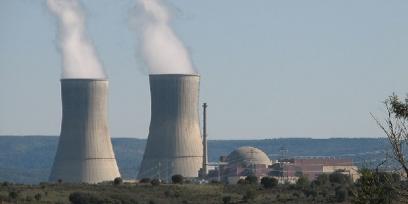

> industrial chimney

[
  {"left": 201, "top": 103, "right": 208, "bottom": 176},
  {"left": 49, "top": 79, "right": 121, "bottom": 183},
  {"left": 138, "top": 74, "right": 203, "bottom": 181}
]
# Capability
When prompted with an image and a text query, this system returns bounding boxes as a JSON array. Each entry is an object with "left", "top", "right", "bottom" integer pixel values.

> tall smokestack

[
  {"left": 49, "top": 79, "right": 121, "bottom": 183},
  {"left": 138, "top": 74, "right": 203, "bottom": 181},
  {"left": 202, "top": 103, "right": 208, "bottom": 176}
]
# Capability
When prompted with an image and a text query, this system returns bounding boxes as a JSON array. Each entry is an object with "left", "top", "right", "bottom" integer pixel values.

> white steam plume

[
  {"left": 134, "top": 0, "right": 196, "bottom": 75},
  {"left": 47, "top": 0, "right": 106, "bottom": 79}
]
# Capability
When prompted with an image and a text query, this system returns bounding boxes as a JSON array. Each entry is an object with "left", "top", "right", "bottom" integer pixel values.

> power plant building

[
  {"left": 49, "top": 79, "right": 121, "bottom": 183},
  {"left": 138, "top": 74, "right": 203, "bottom": 181},
  {"left": 208, "top": 146, "right": 359, "bottom": 184}
]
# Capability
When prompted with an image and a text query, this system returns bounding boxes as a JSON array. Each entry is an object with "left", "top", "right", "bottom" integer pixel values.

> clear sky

[{"left": 1, "top": 0, "right": 408, "bottom": 139}]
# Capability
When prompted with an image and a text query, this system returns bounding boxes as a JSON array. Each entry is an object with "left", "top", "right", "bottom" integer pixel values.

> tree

[
  {"left": 329, "top": 172, "right": 351, "bottom": 185},
  {"left": 113, "top": 177, "right": 123, "bottom": 185},
  {"left": 372, "top": 94, "right": 408, "bottom": 177},
  {"left": 335, "top": 187, "right": 348, "bottom": 202},
  {"left": 352, "top": 169, "right": 399, "bottom": 204},
  {"left": 140, "top": 178, "right": 151, "bottom": 183},
  {"left": 313, "top": 174, "right": 329, "bottom": 187},
  {"left": 151, "top": 179, "right": 160, "bottom": 186},
  {"left": 171, "top": 174, "right": 184, "bottom": 184},
  {"left": 261, "top": 177, "right": 278, "bottom": 189},
  {"left": 242, "top": 189, "right": 257, "bottom": 202},
  {"left": 245, "top": 175, "right": 258, "bottom": 184},
  {"left": 34, "top": 193, "right": 42, "bottom": 201},
  {"left": 296, "top": 175, "right": 309, "bottom": 188},
  {"left": 222, "top": 196, "right": 231, "bottom": 204},
  {"left": 8, "top": 191, "right": 18, "bottom": 200},
  {"left": 237, "top": 178, "right": 246, "bottom": 185},
  {"left": 69, "top": 192, "right": 105, "bottom": 204}
]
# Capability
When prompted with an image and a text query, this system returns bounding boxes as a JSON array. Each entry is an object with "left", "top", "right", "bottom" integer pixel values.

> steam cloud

[
  {"left": 47, "top": 0, "right": 106, "bottom": 79},
  {"left": 134, "top": 0, "right": 197, "bottom": 74}
]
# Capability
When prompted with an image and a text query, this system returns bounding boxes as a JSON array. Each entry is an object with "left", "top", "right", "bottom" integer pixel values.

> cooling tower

[
  {"left": 49, "top": 79, "right": 121, "bottom": 183},
  {"left": 138, "top": 74, "right": 203, "bottom": 181}
]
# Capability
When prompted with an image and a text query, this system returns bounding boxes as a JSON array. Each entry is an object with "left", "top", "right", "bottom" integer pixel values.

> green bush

[
  {"left": 303, "top": 189, "right": 317, "bottom": 199},
  {"left": 34, "top": 193, "right": 42, "bottom": 201},
  {"left": 114, "top": 177, "right": 123, "bottom": 185},
  {"left": 260, "top": 177, "right": 278, "bottom": 189},
  {"left": 237, "top": 178, "right": 246, "bottom": 185},
  {"left": 69, "top": 192, "right": 105, "bottom": 204},
  {"left": 245, "top": 175, "right": 258, "bottom": 184},
  {"left": 139, "top": 178, "right": 151, "bottom": 183},
  {"left": 171, "top": 175, "right": 184, "bottom": 184},
  {"left": 296, "top": 176, "right": 309, "bottom": 188},
  {"left": 353, "top": 169, "right": 399, "bottom": 204},
  {"left": 313, "top": 174, "right": 329, "bottom": 186},
  {"left": 243, "top": 189, "right": 257, "bottom": 201},
  {"left": 329, "top": 172, "right": 351, "bottom": 185},
  {"left": 210, "top": 180, "right": 221, "bottom": 184},
  {"left": 222, "top": 195, "right": 232, "bottom": 204},
  {"left": 151, "top": 179, "right": 160, "bottom": 186},
  {"left": 8, "top": 191, "right": 18, "bottom": 200},
  {"left": 335, "top": 187, "right": 347, "bottom": 202}
]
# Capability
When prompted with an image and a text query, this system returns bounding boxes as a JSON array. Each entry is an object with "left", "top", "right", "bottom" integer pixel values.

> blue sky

[{"left": 1, "top": 0, "right": 408, "bottom": 139}]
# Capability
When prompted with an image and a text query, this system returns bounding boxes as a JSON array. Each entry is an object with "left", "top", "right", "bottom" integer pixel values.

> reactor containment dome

[{"left": 226, "top": 146, "right": 272, "bottom": 167}]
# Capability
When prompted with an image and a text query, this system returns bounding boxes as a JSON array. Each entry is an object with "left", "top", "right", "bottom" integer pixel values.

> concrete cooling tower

[
  {"left": 49, "top": 79, "right": 120, "bottom": 183},
  {"left": 138, "top": 74, "right": 203, "bottom": 181}
]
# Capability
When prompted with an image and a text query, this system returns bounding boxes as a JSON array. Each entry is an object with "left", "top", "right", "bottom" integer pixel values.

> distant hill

[{"left": 0, "top": 136, "right": 390, "bottom": 184}]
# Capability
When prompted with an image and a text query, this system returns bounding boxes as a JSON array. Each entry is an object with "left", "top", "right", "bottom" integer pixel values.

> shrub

[
  {"left": 69, "top": 192, "right": 103, "bottom": 204},
  {"left": 171, "top": 175, "right": 184, "bottom": 184},
  {"left": 335, "top": 187, "right": 348, "bottom": 202},
  {"left": 210, "top": 180, "right": 221, "bottom": 184},
  {"left": 296, "top": 176, "right": 309, "bottom": 188},
  {"left": 8, "top": 191, "right": 18, "bottom": 200},
  {"left": 151, "top": 179, "right": 160, "bottom": 186},
  {"left": 320, "top": 189, "right": 328, "bottom": 198},
  {"left": 113, "top": 177, "right": 123, "bottom": 185},
  {"left": 25, "top": 196, "right": 33, "bottom": 202},
  {"left": 260, "top": 177, "right": 278, "bottom": 189},
  {"left": 164, "top": 191, "right": 171, "bottom": 197},
  {"left": 314, "top": 174, "right": 329, "bottom": 186},
  {"left": 0, "top": 195, "right": 8, "bottom": 202},
  {"left": 139, "top": 178, "right": 151, "bottom": 183},
  {"left": 293, "top": 192, "right": 300, "bottom": 198},
  {"left": 237, "top": 178, "right": 246, "bottom": 185},
  {"left": 242, "top": 189, "right": 257, "bottom": 201},
  {"left": 222, "top": 195, "right": 232, "bottom": 204},
  {"left": 353, "top": 169, "right": 399, "bottom": 204},
  {"left": 329, "top": 172, "right": 351, "bottom": 185},
  {"left": 34, "top": 193, "right": 42, "bottom": 201},
  {"left": 245, "top": 175, "right": 258, "bottom": 184},
  {"left": 303, "top": 189, "right": 317, "bottom": 199}
]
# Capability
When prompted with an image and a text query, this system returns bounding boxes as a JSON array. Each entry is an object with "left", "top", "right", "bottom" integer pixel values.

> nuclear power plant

[
  {"left": 49, "top": 79, "right": 121, "bottom": 183},
  {"left": 138, "top": 74, "right": 204, "bottom": 181}
]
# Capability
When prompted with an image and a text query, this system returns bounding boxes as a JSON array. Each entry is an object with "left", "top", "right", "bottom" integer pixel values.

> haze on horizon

[{"left": 1, "top": 0, "right": 408, "bottom": 139}]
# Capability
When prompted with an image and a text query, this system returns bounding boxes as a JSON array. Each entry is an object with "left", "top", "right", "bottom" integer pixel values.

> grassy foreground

[{"left": 0, "top": 182, "right": 349, "bottom": 204}]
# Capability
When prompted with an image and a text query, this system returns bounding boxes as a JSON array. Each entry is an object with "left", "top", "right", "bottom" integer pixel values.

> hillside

[{"left": 0, "top": 136, "right": 389, "bottom": 184}]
